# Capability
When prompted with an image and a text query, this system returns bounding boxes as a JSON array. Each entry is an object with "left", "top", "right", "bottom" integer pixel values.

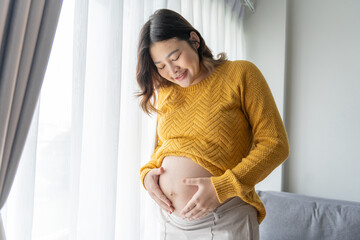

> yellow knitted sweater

[{"left": 140, "top": 60, "right": 289, "bottom": 223}]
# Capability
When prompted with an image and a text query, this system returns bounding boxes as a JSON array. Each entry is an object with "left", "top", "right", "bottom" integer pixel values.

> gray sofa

[{"left": 257, "top": 190, "right": 360, "bottom": 240}]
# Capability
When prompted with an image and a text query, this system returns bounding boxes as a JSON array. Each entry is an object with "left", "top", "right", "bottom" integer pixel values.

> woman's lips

[{"left": 174, "top": 70, "right": 187, "bottom": 81}]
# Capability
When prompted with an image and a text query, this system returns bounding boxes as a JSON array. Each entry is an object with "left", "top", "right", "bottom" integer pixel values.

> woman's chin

[
  {"left": 179, "top": 82, "right": 191, "bottom": 88},
  {"left": 174, "top": 81, "right": 189, "bottom": 88},
  {"left": 176, "top": 78, "right": 194, "bottom": 88}
]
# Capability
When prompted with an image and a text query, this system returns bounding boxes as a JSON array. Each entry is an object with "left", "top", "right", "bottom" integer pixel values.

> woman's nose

[{"left": 168, "top": 64, "right": 179, "bottom": 75}]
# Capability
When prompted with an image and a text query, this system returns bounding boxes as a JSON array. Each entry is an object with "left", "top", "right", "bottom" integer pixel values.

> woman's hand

[
  {"left": 144, "top": 167, "right": 174, "bottom": 214},
  {"left": 180, "top": 177, "right": 221, "bottom": 221}
]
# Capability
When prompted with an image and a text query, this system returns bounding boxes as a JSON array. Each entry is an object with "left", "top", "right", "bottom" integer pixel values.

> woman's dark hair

[{"left": 136, "top": 9, "right": 227, "bottom": 115}]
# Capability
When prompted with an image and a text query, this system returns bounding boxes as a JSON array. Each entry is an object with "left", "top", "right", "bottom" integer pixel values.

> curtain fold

[
  {"left": 69, "top": 0, "right": 88, "bottom": 239},
  {"left": 3, "top": 0, "right": 245, "bottom": 239},
  {"left": 0, "top": 0, "right": 63, "bottom": 239},
  {"left": 75, "top": 0, "right": 123, "bottom": 239}
]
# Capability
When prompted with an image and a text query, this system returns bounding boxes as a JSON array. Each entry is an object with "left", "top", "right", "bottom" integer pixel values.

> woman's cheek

[
  {"left": 162, "top": 73, "right": 173, "bottom": 83},
  {"left": 158, "top": 71, "right": 168, "bottom": 81}
]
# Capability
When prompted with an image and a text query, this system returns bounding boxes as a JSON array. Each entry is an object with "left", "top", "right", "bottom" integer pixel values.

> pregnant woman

[{"left": 137, "top": 9, "right": 289, "bottom": 240}]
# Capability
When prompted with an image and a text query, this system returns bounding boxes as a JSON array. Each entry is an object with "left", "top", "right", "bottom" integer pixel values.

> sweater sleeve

[
  {"left": 140, "top": 90, "right": 164, "bottom": 190},
  {"left": 140, "top": 137, "right": 162, "bottom": 190},
  {"left": 210, "top": 61, "right": 290, "bottom": 203}
]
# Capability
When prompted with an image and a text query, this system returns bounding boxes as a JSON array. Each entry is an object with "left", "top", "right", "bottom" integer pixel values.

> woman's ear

[{"left": 189, "top": 31, "right": 200, "bottom": 49}]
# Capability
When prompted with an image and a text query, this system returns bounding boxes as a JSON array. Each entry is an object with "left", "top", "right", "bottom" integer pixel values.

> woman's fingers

[
  {"left": 150, "top": 186, "right": 174, "bottom": 213},
  {"left": 151, "top": 168, "right": 173, "bottom": 207},
  {"left": 145, "top": 167, "right": 174, "bottom": 213},
  {"left": 182, "top": 201, "right": 209, "bottom": 220},
  {"left": 180, "top": 201, "right": 197, "bottom": 218},
  {"left": 182, "top": 177, "right": 201, "bottom": 186},
  {"left": 152, "top": 184, "right": 173, "bottom": 208},
  {"left": 183, "top": 205, "right": 203, "bottom": 220},
  {"left": 144, "top": 167, "right": 164, "bottom": 188},
  {"left": 180, "top": 177, "right": 221, "bottom": 220},
  {"left": 153, "top": 166, "right": 165, "bottom": 176},
  {"left": 150, "top": 192, "right": 174, "bottom": 213},
  {"left": 190, "top": 208, "right": 208, "bottom": 220}
]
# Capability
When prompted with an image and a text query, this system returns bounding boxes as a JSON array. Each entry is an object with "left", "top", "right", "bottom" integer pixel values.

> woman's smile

[{"left": 173, "top": 70, "right": 187, "bottom": 81}]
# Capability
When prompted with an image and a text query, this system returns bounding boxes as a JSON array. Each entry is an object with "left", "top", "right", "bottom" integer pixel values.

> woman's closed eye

[
  {"left": 157, "top": 53, "right": 181, "bottom": 70},
  {"left": 172, "top": 53, "right": 181, "bottom": 61}
]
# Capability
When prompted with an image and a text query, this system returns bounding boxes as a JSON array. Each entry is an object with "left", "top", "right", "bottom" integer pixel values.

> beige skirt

[{"left": 158, "top": 197, "right": 259, "bottom": 240}]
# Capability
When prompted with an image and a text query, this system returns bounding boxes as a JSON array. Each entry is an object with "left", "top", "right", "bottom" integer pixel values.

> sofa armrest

[{"left": 257, "top": 190, "right": 360, "bottom": 240}]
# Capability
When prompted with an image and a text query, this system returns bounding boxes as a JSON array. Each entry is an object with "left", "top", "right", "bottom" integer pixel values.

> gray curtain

[{"left": 0, "top": 0, "right": 63, "bottom": 238}]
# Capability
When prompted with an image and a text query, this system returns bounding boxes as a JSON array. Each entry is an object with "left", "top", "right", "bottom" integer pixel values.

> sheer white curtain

[{"left": 2, "top": 0, "right": 245, "bottom": 239}]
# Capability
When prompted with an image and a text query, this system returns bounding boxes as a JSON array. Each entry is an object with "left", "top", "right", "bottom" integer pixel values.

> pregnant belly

[{"left": 159, "top": 156, "right": 213, "bottom": 216}]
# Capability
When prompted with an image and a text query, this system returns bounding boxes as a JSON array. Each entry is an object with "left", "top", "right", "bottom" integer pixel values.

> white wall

[
  {"left": 284, "top": 0, "right": 360, "bottom": 202},
  {"left": 244, "top": 0, "right": 360, "bottom": 202}
]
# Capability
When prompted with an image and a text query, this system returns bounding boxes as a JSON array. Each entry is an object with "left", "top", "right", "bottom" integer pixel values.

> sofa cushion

[{"left": 257, "top": 190, "right": 360, "bottom": 240}]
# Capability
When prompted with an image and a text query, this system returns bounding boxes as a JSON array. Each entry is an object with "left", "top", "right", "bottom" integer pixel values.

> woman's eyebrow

[{"left": 154, "top": 49, "right": 179, "bottom": 64}]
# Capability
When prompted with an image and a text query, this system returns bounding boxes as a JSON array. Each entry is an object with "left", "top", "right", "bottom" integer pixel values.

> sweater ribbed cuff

[
  {"left": 140, "top": 168, "right": 152, "bottom": 190},
  {"left": 210, "top": 170, "right": 239, "bottom": 203}
]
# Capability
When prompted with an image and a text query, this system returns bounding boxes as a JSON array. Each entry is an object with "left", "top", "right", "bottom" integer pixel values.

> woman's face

[{"left": 150, "top": 33, "right": 204, "bottom": 88}]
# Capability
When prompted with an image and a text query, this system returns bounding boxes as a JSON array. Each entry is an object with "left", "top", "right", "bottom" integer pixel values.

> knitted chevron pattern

[{"left": 140, "top": 60, "right": 289, "bottom": 223}]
